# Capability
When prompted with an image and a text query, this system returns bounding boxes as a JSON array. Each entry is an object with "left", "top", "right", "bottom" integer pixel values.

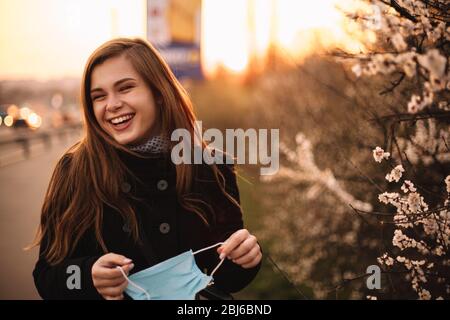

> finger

[
  {"left": 97, "top": 272, "right": 132, "bottom": 292},
  {"left": 228, "top": 236, "right": 258, "bottom": 260},
  {"left": 119, "top": 279, "right": 130, "bottom": 292},
  {"left": 241, "top": 252, "right": 262, "bottom": 269},
  {"left": 95, "top": 276, "right": 128, "bottom": 288},
  {"left": 99, "top": 253, "right": 133, "bottom": 267},
  {"left": 104, "top": 294, "right": 124, "bottom": 300},
  {"left": 232, "top": 245, "right": 260, "bottom": 265},
  {"left": 99, "top": 284, "right": 127, "bottom": 297},
  {"left": 218, "top": 229, "right": 249, "bottom": 259},
  {"left": 95, "top": 268, "right": 124, "bottom": 280},
  {"left": 95, "top": 263, "right": 134, "bottom": 280}
]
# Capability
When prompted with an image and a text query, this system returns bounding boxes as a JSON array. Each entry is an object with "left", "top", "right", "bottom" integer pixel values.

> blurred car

[
  {"left": 12, "top": 118, "right": 31, "bottom": 129},
  {"left": 0, "top": 110, "right": 7, "bottom": 122}
]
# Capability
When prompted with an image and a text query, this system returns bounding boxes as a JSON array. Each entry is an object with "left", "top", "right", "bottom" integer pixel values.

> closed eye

[
  {"left": 120, "top": 85, "right": 134, "bottom": 92},
  {"left": 92, "top": 95, "right": 105, "bottom": 101},
  {"left": 91, "top": 85, "right": 134, "bottom": 101}
]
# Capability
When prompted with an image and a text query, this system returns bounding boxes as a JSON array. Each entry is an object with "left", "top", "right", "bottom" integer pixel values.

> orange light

[{"left": 7, "top": 104, "right": 19, "bottom": 118}]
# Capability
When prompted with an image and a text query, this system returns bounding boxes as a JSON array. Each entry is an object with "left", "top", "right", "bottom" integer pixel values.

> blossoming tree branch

[{"left": 260, "top": 0, "right": 448, "bottom": 300}]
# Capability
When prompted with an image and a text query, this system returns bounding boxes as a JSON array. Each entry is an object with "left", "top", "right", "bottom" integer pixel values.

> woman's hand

[
  {"left": 217, "top": 229, "right": 262, "bottom": 269},
  {"left": 92, "top": 253, "right": 134, "bottom": 300}
]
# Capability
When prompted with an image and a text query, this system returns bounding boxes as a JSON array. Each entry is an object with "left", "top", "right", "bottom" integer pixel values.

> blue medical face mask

[{"left": 117, "top": 242, "right": 225, "bottom": 300}]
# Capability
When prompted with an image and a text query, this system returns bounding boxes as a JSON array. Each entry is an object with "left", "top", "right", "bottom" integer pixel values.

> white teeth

[{"left": 110, "top": 114, "right": 134, "bottom": 124}]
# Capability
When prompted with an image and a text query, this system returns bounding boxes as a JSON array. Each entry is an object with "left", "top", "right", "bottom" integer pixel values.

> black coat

[{"left": 33, "top": 150, "right": 261, "bottom": 299}]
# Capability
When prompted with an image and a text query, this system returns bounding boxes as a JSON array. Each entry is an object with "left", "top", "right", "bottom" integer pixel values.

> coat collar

[{"left": 117, "top": 149, "right": 173, "bottom": 176}]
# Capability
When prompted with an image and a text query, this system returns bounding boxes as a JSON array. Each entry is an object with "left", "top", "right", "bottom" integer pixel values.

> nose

[{"left": 105, "top": 94, "right": 123, "bottom": 112}]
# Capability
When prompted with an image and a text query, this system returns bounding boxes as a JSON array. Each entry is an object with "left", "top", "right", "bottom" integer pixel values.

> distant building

[{"left": 147, "top": 0, "right": 203, "bottom": 80}]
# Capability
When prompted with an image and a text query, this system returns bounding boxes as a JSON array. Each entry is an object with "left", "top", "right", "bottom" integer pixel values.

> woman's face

[{"left": 90, "top": 54, "right": 160, "bottom": 146}]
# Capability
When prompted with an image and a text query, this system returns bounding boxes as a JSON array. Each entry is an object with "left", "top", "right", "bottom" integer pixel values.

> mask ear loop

[
  {"left": 192, "top": 242, "right": 225, "bottom": 279},
  {"left": 117, "top": 266, "right": 151, "bottom": 300}
]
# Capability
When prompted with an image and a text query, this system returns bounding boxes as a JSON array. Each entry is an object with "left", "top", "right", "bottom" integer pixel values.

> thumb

[{"left": 217, "top": 240, "right": 228, "bottom": 254}]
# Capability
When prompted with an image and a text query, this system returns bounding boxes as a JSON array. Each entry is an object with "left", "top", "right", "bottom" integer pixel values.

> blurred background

[
  {"left": 1, "top": 0, "right": 448, "bottom": 300},
  {"left": 0, "top": 0, "right": 378, "bottom": 300}
]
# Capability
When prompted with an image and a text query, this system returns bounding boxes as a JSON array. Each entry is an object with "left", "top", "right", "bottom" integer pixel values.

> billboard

[{"left": 147, "top": 0, "right": 203, "bottom": 80}]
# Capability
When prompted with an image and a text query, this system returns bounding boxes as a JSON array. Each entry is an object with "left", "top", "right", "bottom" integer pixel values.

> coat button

[
  {"left": 157, "top": 179, "right": 168, "bottom": 191},
  {"left": 159, "top": 222, "right": 170, "bottom": 234},
  {"left": 121, "top": 182, "right": 131, "bottom": 193},
  {"left": 122, "top": 223, "right": 131, "bottom": 233}
]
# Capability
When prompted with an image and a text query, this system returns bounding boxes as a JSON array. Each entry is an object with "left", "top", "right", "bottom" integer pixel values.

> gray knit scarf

[{"left": 129, "top": 135, "right": 170, "bottom": 154}]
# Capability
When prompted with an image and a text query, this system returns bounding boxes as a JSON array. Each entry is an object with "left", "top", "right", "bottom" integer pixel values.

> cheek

[
  {"left": 93, "top": 106, "right": 106, "bottom": 127},
  {"left": 138, "top": 107, "right": 155, "bottom": 128},
  {"left": 138, "top": 96, "right": 157, "bottom": 123}
]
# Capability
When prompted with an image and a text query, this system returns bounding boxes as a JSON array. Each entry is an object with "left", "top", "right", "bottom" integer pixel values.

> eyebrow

[{"left": 90, "top": 77, "right": 136, "bottom": 94}]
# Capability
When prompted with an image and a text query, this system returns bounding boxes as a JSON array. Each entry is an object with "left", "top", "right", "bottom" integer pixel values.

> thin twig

[
  {"left": 369, "top": 111, "right": 450, "bottom": 123},
  {"left": 380, "top": 73, "right": 406, "bottom": 95}
]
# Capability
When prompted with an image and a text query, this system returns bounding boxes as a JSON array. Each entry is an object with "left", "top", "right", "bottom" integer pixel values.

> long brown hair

[{"left": 28, "top": 38, "right": 240, "bottom": 265}]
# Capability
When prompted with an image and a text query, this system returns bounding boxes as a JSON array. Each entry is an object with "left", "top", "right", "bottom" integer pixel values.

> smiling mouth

[{"left": 109, "top": 113, "right": 135, "bottom": 126}]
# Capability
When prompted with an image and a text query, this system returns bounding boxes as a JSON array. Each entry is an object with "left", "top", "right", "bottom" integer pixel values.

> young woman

[{"left": 31, "top": 38, "right": 262, "bottom": 300}]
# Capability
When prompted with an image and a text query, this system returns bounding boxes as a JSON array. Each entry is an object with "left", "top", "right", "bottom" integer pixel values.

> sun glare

[{"left": 202, "top": 0, "right": 376, "bottom": 76}]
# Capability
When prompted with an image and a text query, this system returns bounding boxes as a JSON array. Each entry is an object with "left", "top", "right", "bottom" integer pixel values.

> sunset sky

[
  {"left": 0, "top": 0, "right": 370, "bottom": 80},
  {"left": 0, "top": 0, "right": 146, "bottom": 80}
]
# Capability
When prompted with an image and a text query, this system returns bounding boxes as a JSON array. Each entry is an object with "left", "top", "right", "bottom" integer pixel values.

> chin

[{"left": 110, "top": 132, "right": 139, "bottom": 146}]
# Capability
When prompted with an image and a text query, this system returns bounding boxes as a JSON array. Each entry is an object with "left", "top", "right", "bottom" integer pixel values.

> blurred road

[{"left": 0, "top": 133, "right": 80, "bottom": 299}]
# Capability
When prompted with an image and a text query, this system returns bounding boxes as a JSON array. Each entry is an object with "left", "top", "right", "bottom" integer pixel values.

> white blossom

[
  {"left": 401, "top": 180, "right": 417, "bottom": 193},
  {"left": 395, "top": 52, "right": 417, "bottom": 76},
  {"left": 393, "top": 229, "right": 408, "bottom": 249},
  {"left": 378, "top": 192, "right": 400, "bottom": 204},
  {"left": 352, "top": 64, "right": 362, "bottom": 77},
  {"left": 445, "top": 176, "right": 450, "bottom": 193},
  {"left": 378, "top": 253, "right": 395, "bottom": 266},
  {"left": 417, "top": 49, "right": 447, "bottom": 78},
  {"left": 373, "top": 146, "right": 390, "bottom": 163},
  {"left": 433, "top": 246, "right": 444, "bottom": 257},
  {"left": 407, "top": 192, "right": 423, "bottom": 213},
  {"left": 385, "top": 165, "right": 405, "bottom": 183},
  {"left": 438, "top": 101, "right": 449, "bottom": 110},
  {"left": 419, "top": 289, "right": 431, "bottom": 300},
  {"left": 391, "top": 33, "right": 407, "bottom": 51},
  {"left": 407, "top": 94, "right": 427, "bottom": 114}
]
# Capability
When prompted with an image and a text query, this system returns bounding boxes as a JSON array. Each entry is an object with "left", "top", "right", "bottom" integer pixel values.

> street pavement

[{"left": 0, "top": 133, "right": 80, "bottom": 299}]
